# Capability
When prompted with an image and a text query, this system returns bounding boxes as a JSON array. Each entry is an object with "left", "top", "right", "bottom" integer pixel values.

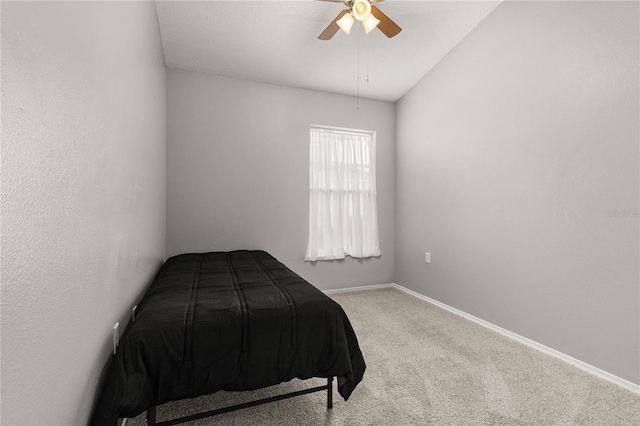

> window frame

[{"left": 306, "top": 124, "right": 380, "bottom": 261}]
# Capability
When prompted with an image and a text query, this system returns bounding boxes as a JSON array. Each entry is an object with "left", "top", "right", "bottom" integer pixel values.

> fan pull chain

[
  {"left": 356, "top": 45, "right": 360, "bottom": 110},
  {"left": 366, "top": 32, "right": 370, "bottom": 83},
  {"left": 355, "top": 31, "right": 370, "bottom": 110}
]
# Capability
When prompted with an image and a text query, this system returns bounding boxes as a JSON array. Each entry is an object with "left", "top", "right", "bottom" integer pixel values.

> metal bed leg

[
  {"left": 142, "top": 380, "right": 333, "bottom": 425},
  {"left": 146, "top": 406, "right": 156, "bottom": 426}
]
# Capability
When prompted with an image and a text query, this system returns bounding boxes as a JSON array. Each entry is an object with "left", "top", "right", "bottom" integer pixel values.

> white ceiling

[{"left": 155, "top": 1, "right": 502, "bottom": 102}]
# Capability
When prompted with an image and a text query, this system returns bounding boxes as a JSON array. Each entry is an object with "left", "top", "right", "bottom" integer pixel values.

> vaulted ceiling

[{"left": 155, "top": 1, "right": 502, "bottom": 102}]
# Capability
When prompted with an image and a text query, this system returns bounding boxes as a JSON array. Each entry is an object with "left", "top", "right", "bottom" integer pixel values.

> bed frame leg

[
  {"left": 141, "top": 380, "right": 332, "bottom": 425},
  {"left": 146, "top": 406, "right": 156, "bottom": 426}
]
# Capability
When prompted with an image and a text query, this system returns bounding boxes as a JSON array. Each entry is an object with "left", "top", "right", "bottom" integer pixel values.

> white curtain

[{"left": 305, "top": 127, "right": 381, "bottom": 261}]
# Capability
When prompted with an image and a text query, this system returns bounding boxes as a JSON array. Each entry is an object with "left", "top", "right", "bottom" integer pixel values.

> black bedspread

[{"left": 90, "top": 250, "right": 366, "bottom": 425}]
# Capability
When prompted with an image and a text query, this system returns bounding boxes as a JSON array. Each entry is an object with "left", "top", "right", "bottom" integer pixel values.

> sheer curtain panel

[{"left": 305, "top": 127, "right": 381, "bottom": 261}]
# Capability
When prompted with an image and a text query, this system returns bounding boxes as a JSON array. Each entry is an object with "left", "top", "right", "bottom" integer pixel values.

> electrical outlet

[{"left": 425, "top": 252, "right": 431, "bottom": 263}]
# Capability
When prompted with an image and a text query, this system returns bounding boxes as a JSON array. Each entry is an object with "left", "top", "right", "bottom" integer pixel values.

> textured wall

[
  {"left": 396, "top": 1, "right": 639, "bottom": 384},
  {"left": 1, "top": 2, "right": 166, "bottom": 424},
  {"left": 166, "top": 68, "right": 395, "bottom": 290}
]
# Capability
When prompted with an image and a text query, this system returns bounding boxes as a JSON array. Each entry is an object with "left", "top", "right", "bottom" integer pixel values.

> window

[{"left": 304, "top": 125, "right": 381, "bottom": 261}]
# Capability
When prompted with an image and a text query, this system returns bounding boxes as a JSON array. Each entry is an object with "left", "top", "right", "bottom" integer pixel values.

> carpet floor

[{"left": 127, "top": 288, "right": 639, "bottom": 425}]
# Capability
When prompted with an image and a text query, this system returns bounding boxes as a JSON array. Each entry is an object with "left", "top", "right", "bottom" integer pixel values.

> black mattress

[{"left": 90, "top": 250, "right": 366, "bottom": 425}]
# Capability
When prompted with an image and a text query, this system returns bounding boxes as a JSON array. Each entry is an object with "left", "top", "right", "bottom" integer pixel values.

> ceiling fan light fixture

[
  {"left": 352, "top": 0, "right": 371, "bottom": 21},
  {"left": 336, "top": 12, "right": 355, "bottom": 34},
  {"left": 362, "top": 14, "right": 380, "bottom": 33},
  {"left": 317, "top": 0, "right": 401, "bottom": 41}
]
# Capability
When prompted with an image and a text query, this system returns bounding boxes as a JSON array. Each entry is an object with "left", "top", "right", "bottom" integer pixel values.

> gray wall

[
  {"left": 395, "top": 1, "right": 639, "bottom": 384},
  {"left": 166, "top": 68, "right": 395, "bottom": 290},
  {"left": 1, "top": 2, "right": 167, "bottom": 424}
]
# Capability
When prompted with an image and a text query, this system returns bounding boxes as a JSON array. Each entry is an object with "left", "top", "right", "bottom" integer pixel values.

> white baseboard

[
  {"left": 326, "top": 282, "right": 640, "bottom": 396},
  {"left": 322, "top": 283, "right": 395, "bottom": 295}
]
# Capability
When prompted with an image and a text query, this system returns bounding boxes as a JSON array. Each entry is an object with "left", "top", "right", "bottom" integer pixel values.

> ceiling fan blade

[
  {"left": 318, "top": 10, "right": 348, "bottom": 40},
  {"left": 371, "top": 5, "right": 402, "bottom": 38}
]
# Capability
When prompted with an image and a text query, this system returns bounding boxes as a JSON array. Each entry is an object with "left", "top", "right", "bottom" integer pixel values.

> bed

[{"left": 90, "top": 250, "right": 366, "bottom": 425}]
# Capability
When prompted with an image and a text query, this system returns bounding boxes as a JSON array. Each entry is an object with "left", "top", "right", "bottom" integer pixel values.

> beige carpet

[{"left": 127, "top": 288, "right": 639, "bottom": 425}]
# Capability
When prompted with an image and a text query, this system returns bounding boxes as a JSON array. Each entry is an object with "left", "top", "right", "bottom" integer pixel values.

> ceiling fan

[{"left": 318, "top": 0, "right": 402, "bottom": 40}]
